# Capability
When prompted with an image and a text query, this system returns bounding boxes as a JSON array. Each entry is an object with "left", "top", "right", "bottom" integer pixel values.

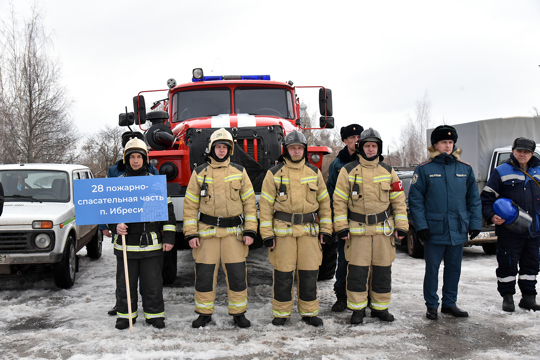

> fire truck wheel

[{"left": 318, "top": 242, "right": 337, "bottom": 281}]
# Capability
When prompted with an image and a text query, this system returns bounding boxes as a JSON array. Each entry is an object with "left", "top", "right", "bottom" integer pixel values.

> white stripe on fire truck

[{"left": 211, "top": 114, "right": 231, "bottom": 128}]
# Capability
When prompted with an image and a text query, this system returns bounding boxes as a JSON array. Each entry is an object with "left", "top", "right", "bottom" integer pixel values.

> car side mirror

[
  {"left": 319, "top": 88, "right": 333, "bottom": 117},
  {"left": 133, "top": 95, "right": 147, "bottom": 125}
]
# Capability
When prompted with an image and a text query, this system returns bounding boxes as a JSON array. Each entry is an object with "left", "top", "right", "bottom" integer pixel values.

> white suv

[{"left": 0, "top": 164, "right": 102, "bottom": 288}]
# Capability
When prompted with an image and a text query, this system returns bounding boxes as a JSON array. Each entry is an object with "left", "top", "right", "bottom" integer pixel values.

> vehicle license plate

[{"left": 0, "top": 254, "right": 9, "bottom": 263}]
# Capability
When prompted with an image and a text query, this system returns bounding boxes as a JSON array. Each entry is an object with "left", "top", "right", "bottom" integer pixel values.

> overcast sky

[{"left": 2, "top": 0, "right": 539, "bottom": 148}]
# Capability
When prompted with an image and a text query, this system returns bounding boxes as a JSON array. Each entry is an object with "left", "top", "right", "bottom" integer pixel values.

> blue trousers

[
  {"left": 333, "top": 237, "right": 348, "bottom": 297},
  {"left": 496, "top": 235, "right": 539, "bottom": 296},
  {"left": 423, "top": 242, "right": 464, "bottom": 309}
]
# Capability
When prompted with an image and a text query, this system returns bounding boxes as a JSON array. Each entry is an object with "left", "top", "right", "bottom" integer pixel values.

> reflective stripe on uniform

[
  {"left": 184, "top": 219, "right": 197, "bottom": 226},
  {"left": 390, "top": 191, "right": 404, "bottom": 200},
  {"left": 334, "top": 187, "right": 349, "bottom": 201},
  {"left": 245, "top": 215, "right": 257, "bottom": 222},
  {"left": 197, "top": 176, "right": 214, "bottom": 184},
  {"left": 498, "top": 276, "right": 516, "bottom": 283},
  {"left": 185, "top": 190, "right": 200, "bottom": 203},
  {"left": 299, "top": 309, "right": 319, "bottom": 316},
  {"left": 349, "top": 175, "right": 363, "bottom": 183},
  {"left": 261, "top": 191, "right": 275, "bottom": 204},
  {"left": 274, "top": 177, "right": 290, "bottom": 184},
  {"left": 198, "top": 228, "right": 217, "bottom": 237},
  {"left": 374, "top": 175, "right": 391, "bottom": 183},
  {"left": 317, "top": 189, "right": 329, "bottom": 201},
  {"left": 350, "top": 227, "right": 366, "bottom": 235},
  {"left": 334, "top": 215, "right": 347, "bottom": 223},
  {"left": 260, "top": 221, "right": 272, "bottom": 228},
  {"left": 300, "top": 176, "right": 317, "bottom": 184},
  {"left": 347, "top": 300, "right": 368, "bottom": 310},
  {"left": 394, "top": 214, "right": 408, "bottom": 221},
  {"left": 163, "top": 224, "right": 176, "bottom": 232},
  {"left": 241, "top": 188, "right": 254, "bottom": 200},
  {"left": 482, "top": 185, "right": 499, "bottom": 197},
  {"left": 273, "top": 310, "right": 292, "bottom": 317},
  {"left": 145, "top": 311, "right": 165, "bottom": 319},
  {"left": 195, "top": 300, "right": 214, "bottom": 310},
  {"left": 370, "top": 300, "right": 390, "bottom": 310},
  {"left": 117, "top": 311, "right": 138, "bottom": 319},
  {"left": 113, "top": 242, "right": 162, "bottom": 252},
  {"left": 229, "top": 299, "right": 248, "bottom": 309},
  {"left": 519, "top": 274, "right": 537, "bottom": 281},
  {"left": 501, "top": 174, "right": 526, "bottom": 182},
  {"left": 225, "top": 174, "right": 243, "bottom": 182}
]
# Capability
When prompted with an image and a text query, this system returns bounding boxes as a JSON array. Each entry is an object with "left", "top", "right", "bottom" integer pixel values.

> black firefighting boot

[
  {"left": 272, "top": 317, "right": 288, "bottom": 326},
  {"left": 425, "top": 307, "right": 438, "bottom": 320},
  {"left": 233, "top": 314, "right": 251, "bottom": 328},
  {"left": 302, "top": 316, "right": 323, "bottom": 327},
  {"left": 518, "top": 294, "right": 540, "bottom": 311},
  {"left": 502, "top": 294, "right": 515, "bottom": 312},
  {"left": 192, "top": 314, "right": 212, "bottom": 328},
  {"left": 115, "top": 317, "right": 137, "bottom": 330},
  {"left": 371, "top": 309, "right": 395, "bottom": 322},
  {"left": 350, "top": 309, "right": 366, "bottom": 325},
  {"left": 146, "top": 317, "right": 165, "bottom": 329},
  {"left": 331, "top": 295, "right": 347, "bottom": 312},
  {"left": 108, "top": 305, "right": 117, "bottom": 316}
]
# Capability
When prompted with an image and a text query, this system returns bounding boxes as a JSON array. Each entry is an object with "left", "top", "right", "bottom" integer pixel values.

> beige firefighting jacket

[
  {"left": 333, "top": 156, "right": 408, "bottom": 236},
  {"left": 183, "top": 157, "right": 257, "bottom": 239},
  {"left": 259, "top": 158, "right": 332, "bottom": 240}
]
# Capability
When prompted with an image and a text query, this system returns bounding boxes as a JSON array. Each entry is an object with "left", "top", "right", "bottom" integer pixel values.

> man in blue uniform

[
  {"left": 408, "top": 125, "right": 482, "bottom": 320},
  {"left": 326, "top": 124, "right": 363, "bottom": 312},
  {"left": 481, "top": 137, "right": 540, "bottom": 312}
]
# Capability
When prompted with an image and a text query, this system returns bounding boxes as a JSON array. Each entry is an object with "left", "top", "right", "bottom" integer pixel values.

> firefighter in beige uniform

[
  {"left": 183, "top": 128, "right": 257, "bottom": 329},
  {"left": 333, "top": 128, "right": 408, "bottom": 324},
  {"left": 259, "top": 131, "right": 333, "bottom": 327}
]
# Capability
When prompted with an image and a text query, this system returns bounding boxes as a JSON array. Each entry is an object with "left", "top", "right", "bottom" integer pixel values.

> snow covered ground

[{"left": 1, "top": 240, "right": 540, "bottom": 360}]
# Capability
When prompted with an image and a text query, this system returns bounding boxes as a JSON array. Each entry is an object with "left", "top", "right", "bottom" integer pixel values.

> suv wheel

[
  {"left": 407, "top": 226, "right": 424, "bottom": 259},
  {"left": 86, "top": 228, "right": 103, "bottom": 259},
  {"left": 54, "top": 235, "right": 77, "bottom": 289}
]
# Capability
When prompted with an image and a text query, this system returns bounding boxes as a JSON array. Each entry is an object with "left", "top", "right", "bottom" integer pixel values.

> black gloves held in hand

[
  {"left": 417, "top": 229, "right": 431, "bottom": 242},
  {"left": 395, "top": 229, "right": 408, "bottom": 238},
  {"left": 469, "top": 229, "right": 481, "bottom": 240},
  {"left": 263, "top": 237, "right": 275, "bottom": 248}
]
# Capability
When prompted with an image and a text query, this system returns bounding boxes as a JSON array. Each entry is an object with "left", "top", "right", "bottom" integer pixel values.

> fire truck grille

[{"left": 239, "top": 138, "right": 260, "bottom": 164}]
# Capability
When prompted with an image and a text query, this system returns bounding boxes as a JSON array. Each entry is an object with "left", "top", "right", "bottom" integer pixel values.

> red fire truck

[{"left": 119, "top": 68, "right": 336, "bottom": 280}]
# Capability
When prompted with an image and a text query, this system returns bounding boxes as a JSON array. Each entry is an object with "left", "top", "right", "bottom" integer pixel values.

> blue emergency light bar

[{"left": 192, "top": 74, "right": 271, "bottom": 82}]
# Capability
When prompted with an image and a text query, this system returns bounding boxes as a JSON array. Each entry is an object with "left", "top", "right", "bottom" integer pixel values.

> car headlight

[
  {"left": 149, "top": 158, "right": 159, "bottom": 168},
  {"left": 310, "top": 154, "right": 321, "bottom": 164},
  {"left": 34, "top": 233, "right": 51, "bottom": 249}
]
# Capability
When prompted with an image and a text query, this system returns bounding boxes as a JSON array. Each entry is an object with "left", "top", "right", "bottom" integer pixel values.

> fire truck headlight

[
  {"left": 149, "top": 159, "right": 159, "bottom": 168},
  {"left": 192, "top": 68, "right": 204, "bottom": 80},
  {"left": 159, "top": 162, "right": 178, "bottom": 181},
  {"left": 310, "top": 154, "right": 321, "bottom": 164}
]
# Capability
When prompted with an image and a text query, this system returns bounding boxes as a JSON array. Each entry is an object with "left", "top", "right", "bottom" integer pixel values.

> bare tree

[
  {"left": 392, "top": 92, "right": 432, "bottom": 167},
  {"left": 0, "top": 4, "right": 78, "bottom": 164},
  {"left": 79, "top": 125, "right": 124, "bottom": 178}
]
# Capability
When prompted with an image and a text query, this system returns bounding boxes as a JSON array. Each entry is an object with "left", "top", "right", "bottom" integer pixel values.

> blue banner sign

[{"left": 73, "top": 176, "right": 168, "bottom": 226}]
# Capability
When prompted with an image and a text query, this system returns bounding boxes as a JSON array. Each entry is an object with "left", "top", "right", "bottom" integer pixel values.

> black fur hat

[
  {"left": 340, "top": 124, "right": 364, "bottom": 141},
  {"left": 431, "top": 125, "right": 457, "bottom": 146}
]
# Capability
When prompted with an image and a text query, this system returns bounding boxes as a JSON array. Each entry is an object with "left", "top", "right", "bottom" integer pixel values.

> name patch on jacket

[
  {"left": 456, "top": 174, "right": 467, "bottom": 177},
  {"left": 429, "top": 174, "right": 442, "bottom": 177}
]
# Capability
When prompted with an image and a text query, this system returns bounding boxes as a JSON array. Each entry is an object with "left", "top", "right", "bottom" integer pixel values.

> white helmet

[
  {"left": 206, "top": 128, "right": 235, "bottom": 155},
  {"left": 123, "top": 138, "right": 149, "bottom": 163}
]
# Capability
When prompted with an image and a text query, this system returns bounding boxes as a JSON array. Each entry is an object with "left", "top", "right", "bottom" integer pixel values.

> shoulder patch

[
  {"left": 194, "top": 163, "right": 209, "bottom": 174},
  {"left": 379, "top": 161, "right": 392, "bottom": 174},
  {"left": 411, "top": 173, "right": 418, "bottom": 184},
  {"left": 457, "top": 159, "right": 471, "bottom": 166},
  {"left": 305, "top": 162, "right": 319, "bottom": 174},
  {"left": 229, "top": 162, "right": 244, "bottom": 172},
  {"left": 343, "top": 160, "right": 360, "bottom": 174},
  {"left": 269, "top": 162, "right": 285, "bottom": 175},
  {"left": 419, "top": 159, "right": 432, "bottom": 167}
]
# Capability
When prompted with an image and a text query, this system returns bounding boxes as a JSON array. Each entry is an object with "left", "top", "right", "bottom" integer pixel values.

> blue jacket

[
  {"left": 480, "top": 154, "right": 540, "bottom": 238},
  {"left": 408, "top": 147, "right": 482, "bottom": 245}
]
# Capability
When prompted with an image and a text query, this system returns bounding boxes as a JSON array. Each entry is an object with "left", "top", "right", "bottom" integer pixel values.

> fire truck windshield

[
  {"left": 172, "top": 87, "right": 294, "bottom": 122},
  {"left": 173, "top": 89, "right": 231, "bottom": 122},
  {"left": 234, "top": 88, "right": 294, "bottom": 119}
]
